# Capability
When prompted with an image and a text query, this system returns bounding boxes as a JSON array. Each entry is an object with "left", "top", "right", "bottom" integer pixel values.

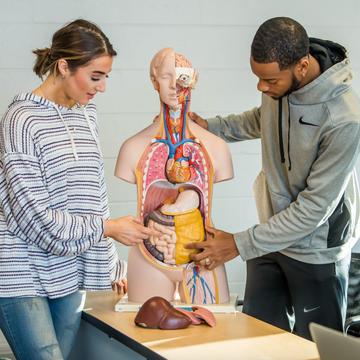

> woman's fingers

[{"left": 112, "top": 279, "right": 128, "bottom": 296}]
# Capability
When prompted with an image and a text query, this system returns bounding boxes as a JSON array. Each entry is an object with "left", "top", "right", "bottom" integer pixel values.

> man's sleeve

[
  {"left": 207, "top": 107, "right": 261, "bottom": 142},
  {"left": 234, "top": 121, "right": 360, "bottom": 260}
]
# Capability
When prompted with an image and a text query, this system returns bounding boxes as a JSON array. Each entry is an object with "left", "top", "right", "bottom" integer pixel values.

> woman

[{"left": 0, "top": 19, "right": 157, "bottom": 360}]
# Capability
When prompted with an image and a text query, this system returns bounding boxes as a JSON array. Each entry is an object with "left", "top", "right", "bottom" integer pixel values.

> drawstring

[
  {"left": 286, "top": 97, "right": 292, "bottom": 171},
  {"left": 82, "top": 107, "right": 103, "bottom": 157},
  {"left": 53, "top": 104, "right": 79, "bottom": 161},
  {"left": 278, "top": 98, "right": 292, "bottom": 170},
  {"left": 278, "top": 99, "right": 285, "bottom": 163},
  {"left": 53, "top": 105, "right": 102, "bottom": 161}
]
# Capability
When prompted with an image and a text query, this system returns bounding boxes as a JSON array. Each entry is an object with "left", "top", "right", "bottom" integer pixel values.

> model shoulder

[
  {"left": 114, "top": 121, "right": 158, "bottom": 183},
  {"left": 189, "top": 121, "right": 234, "bottom": 182}
]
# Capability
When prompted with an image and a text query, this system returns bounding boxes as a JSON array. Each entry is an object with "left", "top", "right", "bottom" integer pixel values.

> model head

[
  {"left": 250, "top": 17, "right": 310, "bottom": 99},
  {"left": 150, "top": 48, "right": 198, "bottom": 109},
  {"left": 33, "top": 19, "right": 117, "bottom": 105}
]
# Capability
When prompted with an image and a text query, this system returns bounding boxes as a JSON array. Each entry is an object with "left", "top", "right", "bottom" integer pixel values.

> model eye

[{"left": 91, "top": 77, "right": 101, "bottom": 81}]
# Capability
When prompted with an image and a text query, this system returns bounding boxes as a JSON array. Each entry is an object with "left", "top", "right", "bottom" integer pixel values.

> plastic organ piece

[
  {"left": 177, "top": 306, "right": 216, "bottom": 327},
  {"left": 173, "top": 208, "right": 204, "bottom": 264},
  {"left": 144, "top": 208, "right": 204, "bottom": 265},
  {"left": 135, "top": 296, "right": 191, "bottom": 330},
  {"left": 191, "top": 306, "right": 216, "bottom": 327},
  {"left": 144, "top": 189, "right": 205, "bottom": 265},
  {"left": 160, "top": 188, "right": 199, "bottom": 213},
  {"left": 176, "top": 308, "right": 202, "bottom": 325},
  {"left": 144, "top": 212, "right": 177, "bottom": 264}
]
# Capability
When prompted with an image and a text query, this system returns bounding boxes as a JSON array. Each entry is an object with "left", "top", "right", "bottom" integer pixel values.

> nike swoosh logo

[
  {"left": 303, "top": 306, "right": 320, "bottom": 313},
  {"left": 299, "top": 116, "right": 318, "bottom": 127}
]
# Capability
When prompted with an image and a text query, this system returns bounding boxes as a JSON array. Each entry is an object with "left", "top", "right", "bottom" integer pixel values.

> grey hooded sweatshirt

[{"left": 208, "top": 39, "right": 360, "bottom": 264}]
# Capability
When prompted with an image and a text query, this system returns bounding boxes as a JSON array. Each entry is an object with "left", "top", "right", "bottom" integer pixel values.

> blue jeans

[{"left": 0, "top": 291, "right": 85, "bottom": 360}]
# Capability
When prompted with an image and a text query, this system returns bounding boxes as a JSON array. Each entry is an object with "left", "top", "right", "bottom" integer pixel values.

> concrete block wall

[{"left": 1, "top": 0, "right": 360, "bottom": 298}]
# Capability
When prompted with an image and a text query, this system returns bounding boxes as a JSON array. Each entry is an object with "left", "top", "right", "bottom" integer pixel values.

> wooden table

[{"left": 71, "top": 291, "right": 319, "bottom": 360}]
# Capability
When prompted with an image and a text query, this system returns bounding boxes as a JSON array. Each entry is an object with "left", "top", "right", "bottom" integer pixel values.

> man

[{"left": 186, "top": 17, "right": 360, "bottom": 339}]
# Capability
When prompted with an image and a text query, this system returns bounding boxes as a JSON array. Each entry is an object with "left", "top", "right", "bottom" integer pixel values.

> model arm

[
  {"left": 114, "top": 132, "right": 151, "bottom": 184},
  {"left": 114, "top": 139, "right": 137, "bottom": 183},
  {"left": 212, "top": 138, "right": 234, "bottom": 182}
]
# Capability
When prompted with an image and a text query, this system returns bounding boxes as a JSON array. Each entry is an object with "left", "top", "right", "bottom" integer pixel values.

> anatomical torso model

[{"left": 115, "top": 48, "right": 234, "bottom": 304}]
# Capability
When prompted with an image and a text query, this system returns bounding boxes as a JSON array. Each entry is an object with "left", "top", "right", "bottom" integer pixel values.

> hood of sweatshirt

[
  {"left": 277, "top": 38, "right": 351, "bottom": 170},
  {"left": 289, "top": 38, "right": 351, "bottom": 105},
  {"left": 8, "top": 93, "right": 101, "bottom": 161}
]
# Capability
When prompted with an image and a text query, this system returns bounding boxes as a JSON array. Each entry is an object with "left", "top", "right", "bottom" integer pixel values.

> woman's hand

[
  {"left": 104, "top": 216, "right": 161, "bottom": 246},
  {"left": 112, "top": 278, "right": 128, "bottom": 297}
]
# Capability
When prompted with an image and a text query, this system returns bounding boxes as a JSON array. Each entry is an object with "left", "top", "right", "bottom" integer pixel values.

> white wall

[{"left": 1, "top": 0, "right": 360, "bottom": 298}]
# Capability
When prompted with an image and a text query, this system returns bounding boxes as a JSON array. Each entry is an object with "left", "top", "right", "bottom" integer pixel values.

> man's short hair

[{"left": 251, "top": 17, "right": 309, "bottom": 70}]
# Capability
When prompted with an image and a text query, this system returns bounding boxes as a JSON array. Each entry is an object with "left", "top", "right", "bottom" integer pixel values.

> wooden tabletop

[{"left": 83, "top": 291, "right": 320, "bottom": 360}]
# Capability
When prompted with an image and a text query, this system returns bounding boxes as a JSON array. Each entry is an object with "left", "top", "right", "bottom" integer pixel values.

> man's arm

[
  {"left": 188, "top": 120, "right": 360, "bottom": 267},
  {"left": 236, "top": 121, "right": 360, "bottom": 260},
  {"left": 190, "top": 107, "right": 261, "bottom": 142},
  {"left": 208, "top": 107, "right": 262, "bottom": 141}
]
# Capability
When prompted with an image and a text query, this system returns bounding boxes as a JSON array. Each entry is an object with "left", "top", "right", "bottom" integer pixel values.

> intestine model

[{"left": 115, "top": 48, "right": 234, "bottom": 304}]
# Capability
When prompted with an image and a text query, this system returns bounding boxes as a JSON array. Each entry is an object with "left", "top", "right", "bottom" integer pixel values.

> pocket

[
  {"left": 268, "top": 190, "right": 292, "bottom": 214},
  {"left": 253, "top": 171, "right": 274, "bottom": 223}
]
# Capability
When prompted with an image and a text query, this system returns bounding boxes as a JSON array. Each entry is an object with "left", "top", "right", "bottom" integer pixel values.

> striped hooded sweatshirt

[{"left": 0, "top": 93, "right": 126, "bottom": 298}]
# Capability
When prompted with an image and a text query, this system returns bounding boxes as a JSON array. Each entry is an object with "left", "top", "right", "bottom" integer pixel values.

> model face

[
  {"left": 64, "top": 55, "right": 113, "bottom": 105},
  {"left": 156, "top": 52, "right": 178, "bottom": 109},
  {"left": 250, "top": 58, "right": 301, "bottom": 99}
]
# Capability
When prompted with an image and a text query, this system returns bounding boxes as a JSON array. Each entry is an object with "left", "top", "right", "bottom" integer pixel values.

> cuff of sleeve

[
  {"left": 101, "top": 218, "right": 105, "bottom": 239},
  {"left": 233, "top": 230, "right": 260, "bottom": 261},
  {"left": 207, "top": 116, "right": 222, "bottom": 136},
  {"left": 114, "top": 259, "right": 128, "bottom": 281}
]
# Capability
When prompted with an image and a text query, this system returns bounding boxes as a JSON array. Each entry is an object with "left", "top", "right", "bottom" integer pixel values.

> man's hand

[
  {"left": 185, "top": 225, "right": 240, "bottom": 270},
  {"left": 188, "top": 112, "right": 208, "bottom": 130}
]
